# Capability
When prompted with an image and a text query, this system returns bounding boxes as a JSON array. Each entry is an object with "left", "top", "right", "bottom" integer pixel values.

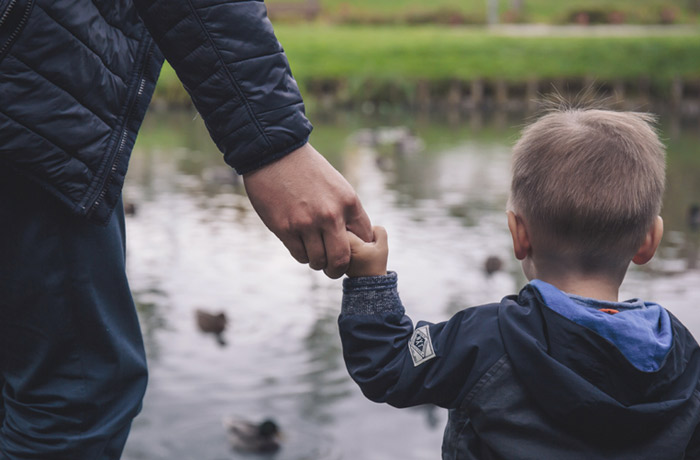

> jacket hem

[
  {"left": 83, "top": 36, "right": 164, "bottom": 225},
  {"left": 235, "top": 135, "right": 310, "bottom": 175}
]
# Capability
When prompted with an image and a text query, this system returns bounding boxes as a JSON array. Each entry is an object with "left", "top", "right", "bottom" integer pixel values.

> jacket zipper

[
  {"left": 87, "top": 45, "right": 153, "bottom": 216},
  {"left": 0, "top": 0, "right": 17, "bottom": 30},
  {"left": 0, "top": 0, "right": 31, "bottom": 58}
]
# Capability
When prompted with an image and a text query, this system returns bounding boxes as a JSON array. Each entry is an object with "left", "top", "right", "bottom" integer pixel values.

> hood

[
  {"left": 530, "top": 279, "right": 673, "bottom": 373},
  {"left": 499, "top": 284, "right": 700, "bottom": 444}
]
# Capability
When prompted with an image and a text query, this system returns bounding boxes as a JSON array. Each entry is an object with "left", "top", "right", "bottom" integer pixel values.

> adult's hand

[{"left": 243, "top": 143, "right": 372, "bottom": 279}]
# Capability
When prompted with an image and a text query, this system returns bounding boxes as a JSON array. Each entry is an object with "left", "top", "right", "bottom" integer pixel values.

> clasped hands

[{"left": 244, "top": 142, "right": 385, "bottom": 279}]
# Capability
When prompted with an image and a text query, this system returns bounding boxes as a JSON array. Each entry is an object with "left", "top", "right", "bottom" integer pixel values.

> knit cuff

[{"left": 341, "top": 271, "right": 402, "bottom": 315}]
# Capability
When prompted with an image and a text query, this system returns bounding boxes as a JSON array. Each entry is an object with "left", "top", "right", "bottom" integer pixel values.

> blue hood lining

[{"left": 530, "top": 280, "right": 672, "bottom": 372}]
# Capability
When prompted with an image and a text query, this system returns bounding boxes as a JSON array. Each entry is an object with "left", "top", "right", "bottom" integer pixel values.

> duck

[
  {"left": 195, "top": 309, "right": 227, "bottom": 345},
  {"left": 223, "top": 417, "right": 281, "bottom": 454},
  {"left": 123, "top": 201, "right": 137, "bottom": 216},
  {"left": 484, "top": 255, "right": 503, "bottom": 276}
]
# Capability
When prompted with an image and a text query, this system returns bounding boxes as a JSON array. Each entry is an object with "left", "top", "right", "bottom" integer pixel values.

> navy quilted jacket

[
  {"left": 0, "top": 0, "right": 312, "bottom": 224},
  {"left": 340, "top": 273, "right": 700, "bottom": 459}
]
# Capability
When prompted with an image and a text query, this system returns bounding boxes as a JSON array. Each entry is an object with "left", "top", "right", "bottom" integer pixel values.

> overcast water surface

[{"left": 122, "top": 109, "right": 700, "bottom": 460}]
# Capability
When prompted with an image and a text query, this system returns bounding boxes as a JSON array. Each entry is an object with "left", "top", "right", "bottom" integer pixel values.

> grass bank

[
  {"left": 295, "top": 0, "right": 699, "bottom": 25},
  {"left": 154, "top": 25, "right": 700, "bottom": 106}
]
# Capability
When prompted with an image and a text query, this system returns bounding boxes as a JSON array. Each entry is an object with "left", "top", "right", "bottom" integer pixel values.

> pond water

[{"left": 121, "top": 109, "right": 700, "bottom": 460}]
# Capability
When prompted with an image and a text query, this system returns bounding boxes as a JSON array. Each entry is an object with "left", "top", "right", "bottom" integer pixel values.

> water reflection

[{"left": 122, "top": 108, "right": 700, "bottom": 459}]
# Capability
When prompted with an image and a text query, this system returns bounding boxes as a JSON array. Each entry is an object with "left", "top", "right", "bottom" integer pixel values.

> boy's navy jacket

[
  {"left": 0, "top": 0, "right": 311, "bottom": 224},
  {"left": 339, "top": 272, "right": 700, "bottom": 459}
]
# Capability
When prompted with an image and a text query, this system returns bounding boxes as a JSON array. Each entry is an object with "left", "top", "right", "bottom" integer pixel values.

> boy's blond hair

[{"left": 509, "top": 108, "right": 666, "bottom": 273}]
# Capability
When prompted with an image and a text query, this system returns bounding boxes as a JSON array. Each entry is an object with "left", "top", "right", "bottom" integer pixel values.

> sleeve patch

[{"left": 409, "top": 325, "right": 436, "bottom": 367}]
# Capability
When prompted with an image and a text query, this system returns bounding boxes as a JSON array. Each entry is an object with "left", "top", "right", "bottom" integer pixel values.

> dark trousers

[{"left": 0, "top": 173, "right": 147, "bottom": 459}]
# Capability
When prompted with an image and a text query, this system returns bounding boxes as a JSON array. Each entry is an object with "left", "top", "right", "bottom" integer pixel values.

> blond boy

[{"left": 339, "top": 108, "right": 700, "bottom": 459}]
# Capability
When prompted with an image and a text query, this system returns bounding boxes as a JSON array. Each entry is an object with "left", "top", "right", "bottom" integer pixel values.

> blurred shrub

[
  {"left": 659, "top": 5, "right": 680, "bottom": 24},
  {"left": 502, "top": 9, "right": 528, "bottom": 24},
  {"left": 334, "top": 6, "right": 483, "bottom": 25},
  {"left": 404, "top": 8, "right": 482, "bottom": 26},
  {"left": 563, "top": 3, "right": 690, "bottom": 25},
  {"left": 565, "top": 8, "right": 618, "bottom": 25}
]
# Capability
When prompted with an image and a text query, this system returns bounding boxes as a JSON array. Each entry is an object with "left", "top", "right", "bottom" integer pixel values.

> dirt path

[{"left": 487, "top": 24, "right": 699, "bottom": 37}]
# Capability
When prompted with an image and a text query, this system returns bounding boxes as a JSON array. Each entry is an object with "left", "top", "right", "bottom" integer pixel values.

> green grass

[
  {"left": 154, "top": 26, "right": 700, "bottom": 102},
  {"left": 268, "top": 0, "right": 699, "bottom": 24},
  {"left": 278, "top": 26, "right": 700, "bottom": 80}
]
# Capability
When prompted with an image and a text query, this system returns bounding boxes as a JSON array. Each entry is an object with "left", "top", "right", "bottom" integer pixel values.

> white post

[{"left": 487, "top": 0, "right": 499, "bottom": 25}]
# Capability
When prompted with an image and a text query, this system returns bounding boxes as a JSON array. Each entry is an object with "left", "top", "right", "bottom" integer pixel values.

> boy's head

[{"left": 508, "top": 107, "right": 666, "bottom": 279}]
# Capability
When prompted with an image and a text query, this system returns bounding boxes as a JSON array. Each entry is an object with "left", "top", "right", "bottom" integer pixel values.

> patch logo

[{"left": 409, "top": 325, "right": 435, "bottom": 367}]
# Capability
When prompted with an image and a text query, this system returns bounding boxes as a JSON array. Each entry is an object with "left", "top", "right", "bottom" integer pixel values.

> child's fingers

[
  {"left": 349, "top": 226, "right": 388, "bottom": 249},
  {"left": 346, "top": 230, "right": 366, "bottom": 249},
  {"left": 372, "top": 226, "right": 388, "bottom": 248}
]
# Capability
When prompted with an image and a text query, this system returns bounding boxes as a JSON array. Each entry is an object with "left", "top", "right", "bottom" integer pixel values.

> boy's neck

[{"left": 535, "top": 273, "right": 622, "bottom": 302}]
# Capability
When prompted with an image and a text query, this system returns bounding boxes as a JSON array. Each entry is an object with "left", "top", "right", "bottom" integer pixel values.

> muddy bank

[{"left": 152, "top": 76, "right": 700, "bottom": 117}]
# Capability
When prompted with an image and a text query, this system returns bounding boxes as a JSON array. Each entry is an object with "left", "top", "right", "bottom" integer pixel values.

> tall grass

[
  {"left": 268, "top": 0, "right": 699, "bottom": 24},
  {"left": 154, "top": 26, "right": 700, "bottom": 102},
  {"left": 277, "top": 26, "right": 700, "bottom": 81}
]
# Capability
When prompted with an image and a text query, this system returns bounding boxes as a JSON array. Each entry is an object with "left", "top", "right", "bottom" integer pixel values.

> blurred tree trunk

[
  {"left": 487, "top": 0, "right": 499, "bottom": 25},
  {"left": 511, "top": 0, "right": 523, "bottom": 14}
]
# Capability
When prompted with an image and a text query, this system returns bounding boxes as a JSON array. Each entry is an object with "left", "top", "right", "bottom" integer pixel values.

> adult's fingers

[
  {"left": 345, "top": 200, "right": 373, "bottom": 243},
  {"left": 301, "top": 230, "right": 327, "bottom": 271},
  {"left": 321, "top": 222, "right": 351, "bottom": 279},
  {"left": 282, "top": 234, "right": 309, "bottom": 264}
]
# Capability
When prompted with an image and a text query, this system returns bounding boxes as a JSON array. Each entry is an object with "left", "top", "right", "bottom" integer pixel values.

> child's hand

[{"left": 346, "top": 226, "right": 388, "bottom": 278}]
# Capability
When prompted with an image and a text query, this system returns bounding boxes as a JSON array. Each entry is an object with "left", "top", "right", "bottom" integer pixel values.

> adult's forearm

[{"left": 133, "top": 0, "right": 312, "bottom": 173}]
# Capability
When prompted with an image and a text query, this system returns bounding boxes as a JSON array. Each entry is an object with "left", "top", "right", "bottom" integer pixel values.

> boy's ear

[
  {"left": 632, "top": 216, "right": 664, "bottom": 265},
  {"left": 507, "top": 211, "right": 531, "bottom": 261}
]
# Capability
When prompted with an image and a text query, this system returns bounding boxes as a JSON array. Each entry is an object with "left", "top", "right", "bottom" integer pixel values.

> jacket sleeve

[
  {"left": 338, "top": 271, "right": 505, "bottom": 409},
  {"left": 132, "top": 0, "right": 312, "bottom": 174}
]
